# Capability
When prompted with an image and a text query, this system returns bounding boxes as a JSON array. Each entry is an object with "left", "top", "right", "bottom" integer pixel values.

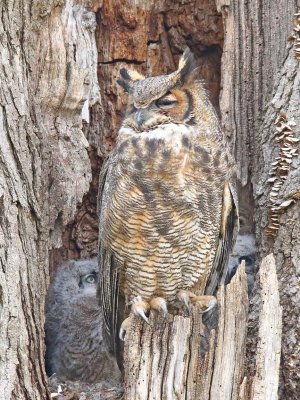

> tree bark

[
  {"left": 0, "top": 1, "right": 100, "bottom": 398},
  {"left": 217, "top": 1, "right": 300, "bottom": 397}
]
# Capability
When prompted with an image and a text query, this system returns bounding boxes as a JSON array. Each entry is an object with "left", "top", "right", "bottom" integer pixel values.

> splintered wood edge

[
  {"left": 250, "top": 254, "right": 282, "bottom": 400},
  {"left": 210, "top": 261, "right": 249, "bottom": 400}
]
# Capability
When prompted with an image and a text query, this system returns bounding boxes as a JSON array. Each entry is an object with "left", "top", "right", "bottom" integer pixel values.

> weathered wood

[
  {"left": 123, "top": 255, "right": 282, "bottom": 400},
  {"left": 217, "top": 2, "right": 299, "bottom": 397},
  {"left": 249, "top": 254, "right": 282, "bottom": 400},
  {"left": 0, "top": 1, "right": 100, "bottom": 398},
  {"left": 123, "top": 264, "right": 249, "bottom": 400},
  {"left": 210, "top": 262, "right": 249, "bottom": 400}
]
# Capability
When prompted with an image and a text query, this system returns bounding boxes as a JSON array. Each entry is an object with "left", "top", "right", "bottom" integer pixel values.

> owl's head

[{"left": 117, "top": 48, "right": 201, "bottom": 131}]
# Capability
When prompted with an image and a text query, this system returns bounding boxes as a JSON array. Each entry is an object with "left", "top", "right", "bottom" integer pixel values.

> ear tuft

[
  {"left": 177, "top": 47, "right": 197, "bottom": 83},
  {"left": 120, "top": 68, "right": 131, "bottom": 81},
  {"left": 117, "top": 79, "right": 131, "bottom": 93},
  {"left": 120, "top": 68, "right": 145, "bottom": 82}
]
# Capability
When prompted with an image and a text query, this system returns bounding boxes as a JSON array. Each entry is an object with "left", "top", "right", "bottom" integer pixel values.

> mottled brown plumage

[{"left": 98, "top": 48, "right": 238, "bottom": 349}]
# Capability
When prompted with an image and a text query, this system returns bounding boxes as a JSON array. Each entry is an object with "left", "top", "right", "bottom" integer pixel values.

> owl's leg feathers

[
  {"left": 149, "top": 297, "right": 168, "bottom": 317},
  {"left": 177, "top": 290, "right": 217, "bottom": 313}
]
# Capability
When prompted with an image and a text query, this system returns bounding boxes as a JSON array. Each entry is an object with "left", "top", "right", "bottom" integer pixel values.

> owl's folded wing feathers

[
  {"left": 205, "top": 180, "right": 239, "bottom": 296},
  {"left": 98, "top": 157, "right": 120, "bottom": 353}
]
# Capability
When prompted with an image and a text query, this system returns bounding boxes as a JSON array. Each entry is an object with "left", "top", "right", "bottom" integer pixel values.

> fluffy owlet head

[
  {"left": 45, "top": 259, "right": 120, "bottom": 383},
  {"left": 117, "top": 48, "right": 202, "bottom": 131}
]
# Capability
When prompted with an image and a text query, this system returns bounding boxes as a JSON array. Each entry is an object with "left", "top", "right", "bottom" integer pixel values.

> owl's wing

[
  {"left": 205, "top": 180, "right": 239, "bottom": 295},
  {"left": 97, "top": 157, "right": 120, "bottom": 352}
]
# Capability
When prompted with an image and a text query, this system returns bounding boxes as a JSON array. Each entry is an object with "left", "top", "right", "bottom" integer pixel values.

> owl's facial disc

[
  {"left": 122, "top": 89, "right": 193, "bottom": 131},
  {"left": 118, "top": 48, "right": 197, "bottom": 131}
]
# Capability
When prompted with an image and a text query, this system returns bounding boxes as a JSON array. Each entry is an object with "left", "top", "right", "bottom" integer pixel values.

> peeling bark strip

[
  {"left": 123, "top": 265, "right": 249, "bottom": 400},
  {"left": 266, "top": 112, "right": 299, "bottom": 237},
  {"left": 210, "top": 262, "right": 248, "bottom": 400},
  {"left": 250, "top": 254, "right": 282, "bottom": 400}
]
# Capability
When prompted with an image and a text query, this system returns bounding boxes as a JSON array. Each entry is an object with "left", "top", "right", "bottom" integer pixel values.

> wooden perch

[
  {"left": 123, "top": 255, "right": 282, "bottom": 400},
  {"left": 123, "top": 263, "right": 248, "bottom": 400}
]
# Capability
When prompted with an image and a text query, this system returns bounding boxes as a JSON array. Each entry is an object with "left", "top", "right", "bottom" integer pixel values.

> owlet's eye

[
  {"left": 156, "top": 95, "right": 178, "bottom": 109},
  {"left": 83, "top": 274, "right": 96, "bottom": 284}
]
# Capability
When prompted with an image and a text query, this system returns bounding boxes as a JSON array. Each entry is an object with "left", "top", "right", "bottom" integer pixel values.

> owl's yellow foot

[
  {"left": 177, "top": 290, "right": 217, "bottom": 313},
  {"left": 149, "top": 297, "right": 168, "bottom": 317}
]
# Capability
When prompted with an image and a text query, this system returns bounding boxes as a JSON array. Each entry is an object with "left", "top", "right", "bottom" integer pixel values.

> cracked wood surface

[
  {"left": 123, "top": 257, "right": 282, "bottom": 400},
  {"left": 123, "top": 264, "right": 249, "bottom": 400},
  {"left": 217, "top": 2, "right": 299, "bottom": 397},
  {"left": 250, "top": 254, "right": 282, "bottom": 400}
]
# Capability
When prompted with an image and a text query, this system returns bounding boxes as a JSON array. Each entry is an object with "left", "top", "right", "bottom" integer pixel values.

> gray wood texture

[
  {"left": 217, "top": 2, "right": 299, "bottom": 396},
  {"left": 0, "top": 1, "right": 100, "bottom": 398},
  {"left": 123, "top": 266, "right": 248, "bottom": 399}
]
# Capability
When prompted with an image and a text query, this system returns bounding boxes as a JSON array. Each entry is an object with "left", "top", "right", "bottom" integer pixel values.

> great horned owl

[
  {"left": 98, "top": 48, "right": 239, "bottom": 348},
  {"left": 45, "top": 259, "right": 120, "bottom": 383}
]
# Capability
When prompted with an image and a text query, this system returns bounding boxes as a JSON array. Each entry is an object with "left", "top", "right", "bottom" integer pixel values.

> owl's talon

[
  {"left": 134, "top": 306, "right": 149, "bottom": 323},
  {"left": 177, "top": 290, "right": 191, "bottom": 313},
  {"left": 119, "top": 327, "right": 125, "bottom": 341},
  {"left": 149, "top": 297, "right": 168, "bottom": 318},
  {"left": 191, "top": 295, "right": 217, "bottom": 313},
  {"left": 131, "top": 295, "right": 150, "bottom": 323},
  {"left": 119, "top": 317, "right": 131, "bottom": 341},
  {"left": 190, "top": 294, "right": 217, "bottom": 313},
  {"left": 177, "top": 290, "right": 217, "bottom": 314}
]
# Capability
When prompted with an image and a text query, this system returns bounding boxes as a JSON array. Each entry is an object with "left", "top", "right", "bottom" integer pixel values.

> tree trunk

[
  {"left": 217, "top": 1, "right": 300, "bottom": 397},
  {"left": 123, "top": 264, "right": 249, "bottom": 400},
  {"left": 0, "top": 1, "right": 100, "bottom": 398}
]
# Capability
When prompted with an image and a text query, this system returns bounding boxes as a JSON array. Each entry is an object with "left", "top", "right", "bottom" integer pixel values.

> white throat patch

[{"left": 119, "top": 123, "right": 194, "bottom": 154}]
